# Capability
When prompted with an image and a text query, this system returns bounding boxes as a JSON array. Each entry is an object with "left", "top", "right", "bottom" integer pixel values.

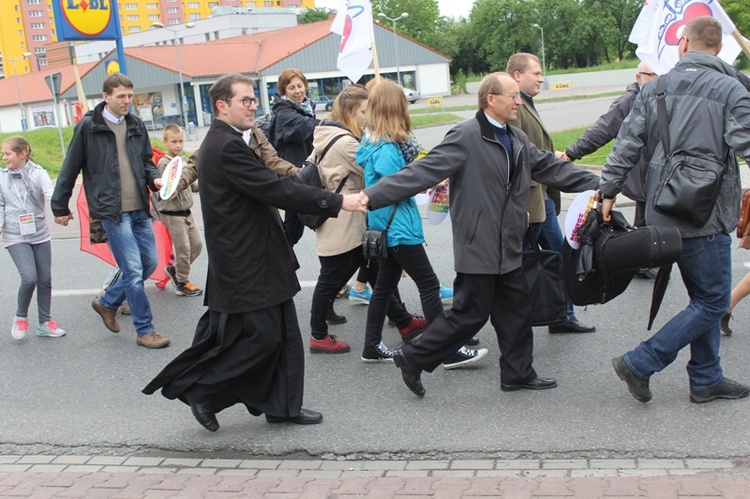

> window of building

[
  {"left": 27, "top": 0, "right": 42, "bottom": 4},
  {"left": 30, "top": 22, "right": 44, "bottom": 29},
  {"left": 32, "top": 34, "right": 47, "bottom": 41},
  {"left": 148, "top": 14, "right": 159, "bottom": 20},
  {"left": 128, "top": 26, "right": 141, "bottom": 32},
  {"left": 39, "top": 59, "right": 47, "bottom": 66},
  {"left": 188, "top": 2, "right": 199, "bottom": 7},
  {"left": 146, "top": 3, "right": 158, "bottom": 8},
  {"left": 29, "top": 10, "right": 44, "bottom": 17},
  {"left": 126, "top": 15, "right": 139, "bottom": 21},
  {"left": 168, "top": 18, "right": 179, "bottom": 24},
  {"left": 34, "top": 47, "right": 45, "bottom": 54},
  {"left": 189, "top": 13, "right": 200, "bottom": 19},
  {"left": 208, "top": 2, "right": 219, "bottom": 6},
  {"left": 166, "top": 7, "right": 178, "bottom": 13},
  {"left": 264, "top": 1, "right": 272, "bottom": 5},
  {"left": 125, "top": 3, "right": 138, "bottom": 9}
]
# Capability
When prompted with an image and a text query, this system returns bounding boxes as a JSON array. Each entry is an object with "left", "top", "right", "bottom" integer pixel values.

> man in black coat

[{"left": 144, "top": 73, "right": 361, "bottom": 432}]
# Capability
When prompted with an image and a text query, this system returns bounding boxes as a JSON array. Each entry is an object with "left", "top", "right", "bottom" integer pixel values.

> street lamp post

[
  {"left": 532, "top": 23, "right": 547, "bottom": 91},
  {"left": 1, "top": 52, "right": 32, "bottom": 131},
  {"left": 377, "top": 12, "right": 409, "bottom": 85},
  {"left": 151, "top": 22, "right": 196, "bottom": 128}
]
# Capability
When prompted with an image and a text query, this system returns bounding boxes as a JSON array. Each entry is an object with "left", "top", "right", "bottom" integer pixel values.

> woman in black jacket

[
  {"left": 272, "top": 69, "right": 320, "bottom": 246},
  {"left": 271, "top": 68, "right": 345, "bottom": 324}
]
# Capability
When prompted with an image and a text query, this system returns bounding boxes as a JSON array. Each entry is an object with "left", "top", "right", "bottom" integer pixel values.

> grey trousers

[{"left": 7, "top": 241, "right": 52, "bottom": 324}]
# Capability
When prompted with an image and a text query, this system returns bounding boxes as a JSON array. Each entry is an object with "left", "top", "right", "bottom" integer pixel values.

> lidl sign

[{"left": 52, "top": 0, "right": 119, "bottom": 40}]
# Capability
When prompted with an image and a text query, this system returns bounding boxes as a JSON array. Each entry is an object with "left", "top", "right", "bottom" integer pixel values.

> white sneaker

[
  {"left": 11, "top": 316, "right": 29, "bottom": 340},
  {"left": 442, "top": 346, "right": 489, "bottom": 370},
  {"left": 37, "top": 321, "right": 66, "bottom": 338}
]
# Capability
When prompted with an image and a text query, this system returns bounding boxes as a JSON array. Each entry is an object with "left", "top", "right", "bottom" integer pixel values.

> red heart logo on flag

[
  {"left": 664, "top": 3, "right": 712, "bottom": 45},
  {"left": 340, "top": 15, "right": 352, "bottom": 53}
]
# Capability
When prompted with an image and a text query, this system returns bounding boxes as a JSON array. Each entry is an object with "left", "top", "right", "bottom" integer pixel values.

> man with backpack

[{"left": 600, "top": 17, "right": 750, "bottom": 404}]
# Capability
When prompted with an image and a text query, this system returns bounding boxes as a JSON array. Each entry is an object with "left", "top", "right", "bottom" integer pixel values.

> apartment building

[{"left": 0, "top": 0, "right": 315, "bottom": 77}]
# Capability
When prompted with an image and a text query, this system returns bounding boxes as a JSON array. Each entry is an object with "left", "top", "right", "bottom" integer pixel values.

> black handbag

[
  {"left": 362, "top": 205, "right": 398, "bottom": 260},
  {"left": 653, "top": 75, "right": 727, "bottom": 227},
  {"left": 522, "top": 227, "right": 567, "bottom": 326}
]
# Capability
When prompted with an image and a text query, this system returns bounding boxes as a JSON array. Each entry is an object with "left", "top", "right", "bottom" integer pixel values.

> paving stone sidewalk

[{"left": 1, "top": 456, "right": 749, "bottom": 497}]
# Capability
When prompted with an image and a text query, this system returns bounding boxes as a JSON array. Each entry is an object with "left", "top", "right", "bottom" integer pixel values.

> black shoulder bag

[
  {"left": 653, "top": 74, "right": 728, "bottom": 227},
  {"left": 362, "top": 205, "right": 398, "bottom": 260}
]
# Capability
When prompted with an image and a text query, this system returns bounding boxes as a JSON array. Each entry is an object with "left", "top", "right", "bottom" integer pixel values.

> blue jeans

[
  {"left": 100, "top": 210, "right": 158, "bottom": 336},
  {"left": 624, "top": 233, "right": 730, "bottom": 391},
  {"left": 528, "top": 195, "right": 575, "bottom": 320}
]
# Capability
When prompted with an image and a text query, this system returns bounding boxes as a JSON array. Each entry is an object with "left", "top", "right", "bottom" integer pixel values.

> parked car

[
  {"left": 402, "top": 87, "right": 420, "bottom": 104},
  {"left": 314, "top": 95, "right": 335, "bottom": 112}
]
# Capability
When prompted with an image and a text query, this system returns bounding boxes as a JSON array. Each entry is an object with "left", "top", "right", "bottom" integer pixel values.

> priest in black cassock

[{"left": 143, "top": 73, "right": 362, "bottom": 432}]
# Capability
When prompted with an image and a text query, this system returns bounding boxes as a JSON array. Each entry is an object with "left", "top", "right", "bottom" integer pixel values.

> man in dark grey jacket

[
  {"left": 357, "top": 72, "right": 600, "bottom": 397},
  {"left": 563, "top": 61, "right": 658, "bottom": 229},
  {"left": 601, "top": 17, "right": 750, "bottom": 404}
]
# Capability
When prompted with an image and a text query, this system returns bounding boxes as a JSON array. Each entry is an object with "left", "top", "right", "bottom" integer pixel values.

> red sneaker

[
  {"left": 310, "top": 334, "right": 351, "bottom": 354},
  {"left": 399, "top": 315, "right": 428, "bottom": 343}
]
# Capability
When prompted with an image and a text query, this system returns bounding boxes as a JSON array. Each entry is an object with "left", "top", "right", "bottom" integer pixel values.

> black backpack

[{"left": 294, "top": 133, "right": 353, "bottom": 230}]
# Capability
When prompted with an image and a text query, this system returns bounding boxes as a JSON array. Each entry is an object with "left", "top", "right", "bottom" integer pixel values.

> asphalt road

[{"left": 2, "top": 95, "right": 750, "bottom": 461}]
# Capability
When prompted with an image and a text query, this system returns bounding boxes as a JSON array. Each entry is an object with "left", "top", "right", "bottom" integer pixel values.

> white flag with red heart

[
  {"left": 629, "top": 0, "right": 740, "bottom": 74},
  {"left": 331, "top": 0, "right": 375, "bottom": 83}
]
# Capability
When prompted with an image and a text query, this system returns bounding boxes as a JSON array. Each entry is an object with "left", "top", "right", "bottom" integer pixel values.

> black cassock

[
  {"left": 143, "top": 300, "right": 304, "bottom": 418},
  {"left": 143, "top": 119, "right": 342, "bottom": 418}
]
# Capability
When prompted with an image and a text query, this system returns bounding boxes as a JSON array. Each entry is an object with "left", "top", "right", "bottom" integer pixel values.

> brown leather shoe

[
  {"left": 136, "top": 332, "right": 171, "bottom": 349},
  {"left": 91, "top": 298, "right": 120, "bottom": 333}
]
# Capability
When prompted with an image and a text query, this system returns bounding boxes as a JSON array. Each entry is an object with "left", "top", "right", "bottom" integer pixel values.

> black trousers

[
  {"left": 365, "top": 244, "right": 442, "bottom": 349},
  {"left": 401, "top": 269, "right": 537, "bottom": 385},
  {"left": 310, "top": 246, "right": 412, "bottom": 340}
]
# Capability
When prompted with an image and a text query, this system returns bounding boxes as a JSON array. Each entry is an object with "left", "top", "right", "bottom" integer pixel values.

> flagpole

[
  {"left": 371, "top": 42, "right": 381, "bottom": 82},
  {"left": 731, "top": 29, "right": 750, "bottom": 59}
]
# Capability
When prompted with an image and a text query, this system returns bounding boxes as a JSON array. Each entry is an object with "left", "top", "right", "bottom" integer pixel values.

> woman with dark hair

[
  {"left": 309, "top": 86, "right": 426, "bottom": 354},
  {"left": 272, "top": 68, "right": 344, "bottom": 323}
]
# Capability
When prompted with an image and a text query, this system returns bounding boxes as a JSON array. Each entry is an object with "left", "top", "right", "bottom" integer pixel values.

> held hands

[
  {"left": 154, "top": 178, "right": 164, "bottom": 190},
  {"left": 342, "top": 193, "right": 367, "bottom": 214},
  {"left": 54, "top": 213, "right": 75, "bottom": 226},
  {"left": 555, "top": 150, "right": 571, "bottom": 161}
]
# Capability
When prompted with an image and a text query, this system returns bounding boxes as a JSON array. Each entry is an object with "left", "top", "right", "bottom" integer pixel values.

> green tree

[
  {"left": 297, "top": 7, "right": 333, "bottom": 25},
  {"left": 722, "top": 0, "right": 750, "bottom": 68},
  {"left": 372, "top": 0, "right": 440, "bottom": 46}
]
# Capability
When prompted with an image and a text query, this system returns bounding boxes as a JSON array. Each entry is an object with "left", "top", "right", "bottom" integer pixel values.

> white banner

[
  {"left": 331, "top": 0, "right": 375, "bottom": 83},
  {"left": 629, "top": 0, "right": 740, "bottom": 74}
]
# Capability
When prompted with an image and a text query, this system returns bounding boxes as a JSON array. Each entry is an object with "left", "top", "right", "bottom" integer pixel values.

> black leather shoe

[
  {"left": 690, "top": 378, "right": 750, "bottom": 403},
  {"left": 189, "top": 400, "right": 219, "bottom": 432},
  {"left": 326, "top": 301, "right": 347, "bottom": 325},
  {"left": 466, "top": 336, "right": 480, "bottom": 346},
  {"left": 265, "top": 408, "right": 323, "bottom": 425},
  {"left": 501, "top": 376, "right": 557, "bottom": 392},
  {"left": 612, "top": 356, "right": 652, "bottom": 402},
  {"left": 393, "top": 349, "right": 425, "bottom": 397},
  {"left": 548, "top": 319, "right": 596, "bottom": 334}
]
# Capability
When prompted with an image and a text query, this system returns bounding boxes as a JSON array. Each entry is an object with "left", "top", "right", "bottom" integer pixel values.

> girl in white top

[{"left": 0, "top": 136, "right": 65, "bottom": 340}]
